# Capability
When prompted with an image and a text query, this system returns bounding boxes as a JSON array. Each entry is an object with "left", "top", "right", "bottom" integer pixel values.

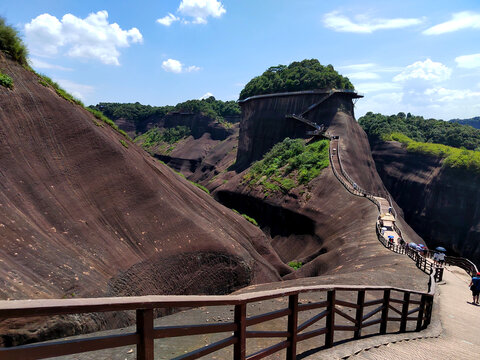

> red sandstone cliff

[{"left": 0, "top": 54, "right": 286, "bottom": 344}]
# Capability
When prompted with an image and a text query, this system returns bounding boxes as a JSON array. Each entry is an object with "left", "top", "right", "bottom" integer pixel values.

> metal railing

[{"left": 0, "top": 282, "right": 435, "bottom": 360}]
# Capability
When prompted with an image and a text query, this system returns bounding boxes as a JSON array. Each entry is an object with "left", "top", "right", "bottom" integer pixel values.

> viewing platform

[{"left": 238, "top": 89, "right": 364, "bottom": 104}]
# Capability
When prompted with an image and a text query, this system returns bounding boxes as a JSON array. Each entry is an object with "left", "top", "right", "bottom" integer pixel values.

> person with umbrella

[{"left": 436, "top": 247, "right": 446, "bottom": 266}]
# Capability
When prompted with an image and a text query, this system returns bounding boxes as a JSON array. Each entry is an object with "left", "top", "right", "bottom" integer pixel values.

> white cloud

[
  {"left": 162, "top": 59, "right": 182, "bottom": 73},
  {"left": 346, "top": 72, "right": 380, "bottom": 80},
  {"left": 157, "top": 13, "right": 180, "bottom": 26},
  {"left": 339, "top": 63, "right": 403, "bottom": 73},
  {"left": 55, "top": 79, "right": 94, "bottom": 100},
  {"left": 29, "top": 58, "right": 73, "bottom": 71},
  {"left": 355, "top": 92, "right": 404, "bottom": 118},
  {"left": 25, "top": 11, "right": 143, "bottom": 66},
  {"left": 424, "top": 87, "right": 480, "bottom": 102},
  {"left": 393, "top": 59, "right": 451, "bottom": 82},
  {"left": 323, "top": 11, "right": 424, "bottom": 33},
  {"left": 186, "top": 65, "right": 201, "bottom": 72},
  {"left": 200, "top": 92, "right": 214, "bottom": 99},
  {"left": 423, "top": 11, "right": 480, "bottom": 35},
  {"left": 339, "top": 63, "right": 376, "bottom": 71},
  {"left": 355, "top": 82, "right": 401, "bottom": 93},
  {"left": 162, "top": 58, "right": 200, "bottom": 73},
  {"left": 455, "top": 53, "right": 480, "bottom": 69},
  {"left": 178, "top": 0, "right": 226, "bottom": 24}
]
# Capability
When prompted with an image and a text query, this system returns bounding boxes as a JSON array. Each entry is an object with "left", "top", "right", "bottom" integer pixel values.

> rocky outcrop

[
  {"left": 236, "top": 91, "right": 358, "bottom": 170},
  {"left": 371, "top": 140, "right": 480, "bottom": 265},
  {"left": 0, "top": 53, "right": 284, "bottom": 344},
  {"left": 211, "top": 94, "right": 425, "bottom": 289},
  {"left": 115, "top": 111, "right": 240, "bottom": 139}
]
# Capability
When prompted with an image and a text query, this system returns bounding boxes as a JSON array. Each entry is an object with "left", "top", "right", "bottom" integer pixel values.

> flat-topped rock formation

[{"left": 209, "top": 91, "right": 424, "bottom": 286}]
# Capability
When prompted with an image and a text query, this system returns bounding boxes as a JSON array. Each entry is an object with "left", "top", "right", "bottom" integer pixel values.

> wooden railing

[
  {"left": 375, "top": 224, "right": 444, "bottom": 285},
  {"left": 0, "top": 282, "right": 435, "bottom": 360},
  {"left": 445, "top": 256, "right": 479, "bottom": 276},
  {"left": 329, "top": 140, "right": 385, "bottom": 214}
]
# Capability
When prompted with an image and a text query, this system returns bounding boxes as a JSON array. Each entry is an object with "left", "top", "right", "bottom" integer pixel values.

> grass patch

[
  {"left": 288, "top": 261, "right": 303, "bottom": 270},
  {"left": 190, "top": 181, "right": 210, "bottom": 194},
  {"left": 243, "top": 138, "right": 330, "bottom": 193},
  {"left": 242, "top": 214, "right": 258, "bottom": 226},
  {"left": 33, "top": 75, "right": 131, "bottom": 141},
  {"left": 171, "top": 167, "right": 210, "bottom": 194},
  {"left": 119, "top": 139, "right": 129, "bottom": 148},
  {"left": 0, "top": 71, "right": 13, "bottom": 88},
  {"left": 36, "top": 74, "right": 84, "bottom": 106},
  {"left": 85, "top": 107, "right": 130, "bottom": 139},
  {"left": 386, "top": 132, "right": 480, "bottom": 173},
  {"left": 135, "top": 126, "right": 191, "bottom": 150},
  {"left": 0, "top": 17, "right": 28, "bottom": 65},
  {"left": 231, "top": 209, "right": 258, "bottom": 226}
]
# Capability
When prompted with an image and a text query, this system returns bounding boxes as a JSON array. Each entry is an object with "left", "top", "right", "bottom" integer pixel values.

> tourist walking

[
  {"left": 469, "top": 272, "right": 480, "bottom": 305},
  {"left": 437, "top": 251, "right": 445, "bottom": 266}
]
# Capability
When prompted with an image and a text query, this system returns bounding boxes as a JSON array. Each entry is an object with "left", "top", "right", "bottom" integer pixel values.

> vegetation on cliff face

[
  {"left": 0, "top": 17, "right": 130, "bottom": 142},
  {"left": 89, "top": 96, "right": 240, "bottom": 125},
  {"left": 239, "top": 59, "right": 354, "bottom": 100},
  {"left": 0, "top": 17, "right": 28, "bottom": 65},
  {"left": 243, "top": 138, "right": 330, "bottom": 194},
  {"left": 135, "top": 126, "right": 191, "bottom": 151},
  {"left": 359, "top": 112, "right": 480, "bottom": 151},
  {"left": 0, "top": 70, "right": 13, "bottom": 88},
  {"left": 288, "top": 261, "right": 303, "bottom": 270},
  {"left": 387, "top": 132, "right": 480, "bottom": 173},
  {"left": 37, "top": 74, "right": 84, "bottom": 106},
  {"left": 450, "top": 116, "right": 480, "bottom": 130}
]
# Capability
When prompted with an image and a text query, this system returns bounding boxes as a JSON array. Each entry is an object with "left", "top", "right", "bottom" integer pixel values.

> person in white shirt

[{"left": 437, "top": 252, "right": 445, "bottom": 266}]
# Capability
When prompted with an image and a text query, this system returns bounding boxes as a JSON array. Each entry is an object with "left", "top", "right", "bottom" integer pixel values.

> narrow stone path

[{"left": 348, "top": 266, "right": 480, "bottom": 359}]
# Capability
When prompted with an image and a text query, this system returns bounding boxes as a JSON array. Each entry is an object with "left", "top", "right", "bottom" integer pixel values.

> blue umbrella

[
  {"left": 388, "top": 236, "right": 394, "bottom": 239},
  {"left": 435, "top": 246, "right": 446, "bottom": 252}
]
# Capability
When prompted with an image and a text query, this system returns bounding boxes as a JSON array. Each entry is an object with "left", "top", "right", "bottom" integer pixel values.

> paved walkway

[
  {"left": 329, "top": 139, "right": 401, "bottom": 246},
  {"left": 348, "top": 266, "right": 480, "bottom": 359}
]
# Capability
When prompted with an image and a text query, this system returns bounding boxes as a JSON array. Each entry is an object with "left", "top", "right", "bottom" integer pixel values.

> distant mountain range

[{"left": 450, "top": 116, "right": 480, "bottom": 129}]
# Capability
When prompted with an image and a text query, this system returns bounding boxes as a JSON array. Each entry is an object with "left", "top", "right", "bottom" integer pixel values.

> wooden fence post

[
  {"left": 400, "top": 292, "right": 410, "bottom": 332},
  {"left": 380, "top": 290, "right": 390, "bottom": 334},
  {"left": 137, "top": 309, "right": 154, "bottom": 360},
  {"left": 354, "top": 290, "right": 365, "bottom": 339},
  {"left": 424, "top": 296, "right": 433, "bottom": 326},
  {"left": 286, "top": 294, "right": 299, "bottom": 360},
  {"left": 234, "top": 303, "right": 247, "bottom": 360},
  {"left": 435, "top": 267, "right": 444, "bottom": 282},
  {"left": 325, "top": 290, "right": 335, "bottom": 348},
  {"left": 416, "top": 295, "right": 426, "bottom": 331}
]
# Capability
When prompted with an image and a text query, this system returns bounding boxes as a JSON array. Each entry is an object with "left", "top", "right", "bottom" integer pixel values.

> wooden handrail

[{"left": 0, "top": 283, "right": 434, "bottom": 360}]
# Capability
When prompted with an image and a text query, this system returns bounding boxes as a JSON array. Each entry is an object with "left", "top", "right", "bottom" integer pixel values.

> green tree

[{"left": 239, "top": 59, "right": 354, "bottom": 100}]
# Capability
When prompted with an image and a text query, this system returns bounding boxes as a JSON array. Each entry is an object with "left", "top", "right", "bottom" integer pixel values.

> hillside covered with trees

[
  {"left": 359, "top": 112, "right": 480, "bottom": 173},
  {"left": 359, "top": 112, "right": 480, "bottom": 151},
  {"left": 450, "top": 116, "right": 480, "bottom": 129},
  {"left": 89, "top": 96, "right": 240, "bottom": 125},
  {"left": 239, "top": 59, "right": 354, "bottom": 100}
]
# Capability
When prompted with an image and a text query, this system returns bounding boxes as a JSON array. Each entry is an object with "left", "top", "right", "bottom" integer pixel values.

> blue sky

[{"left": 1, "top": 0, "right": 480, "bottom": 119}]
